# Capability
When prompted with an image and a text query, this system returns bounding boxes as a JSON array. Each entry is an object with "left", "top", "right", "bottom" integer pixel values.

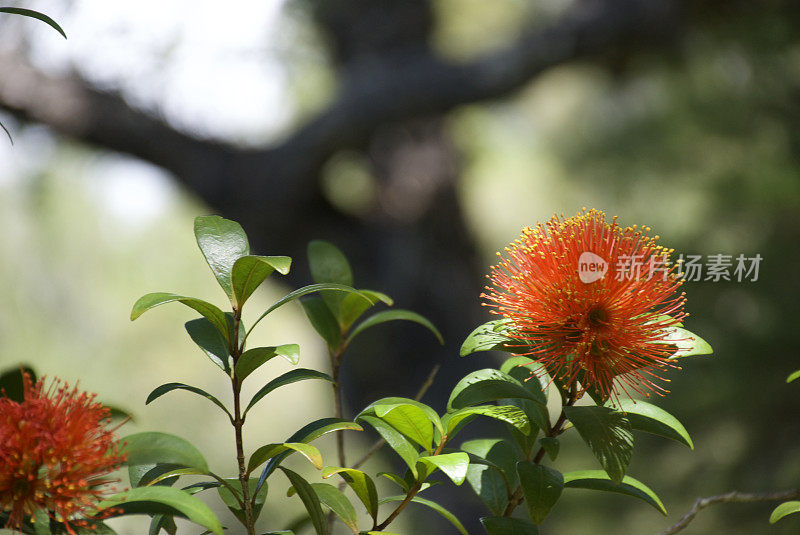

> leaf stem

[{"left": 231, "top": 309, "right": 256, "bottom": 535}]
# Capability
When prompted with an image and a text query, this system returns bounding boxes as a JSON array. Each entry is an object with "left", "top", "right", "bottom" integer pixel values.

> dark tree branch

[
  {"left": 0, "top": 0, "right": 677, "bottom": 215},
  {"left": 657, "top": 489, "right": 800, "bottom": 535}
]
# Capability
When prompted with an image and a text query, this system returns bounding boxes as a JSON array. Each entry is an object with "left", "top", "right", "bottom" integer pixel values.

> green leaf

[
  {"left": 146, "top": 383, "right": 231, "bottom": 420},
  {"left": 131, "top": 293, "right": 230, "bottom": 343},
  {"left": 562, "top": 470, "right": 666, "bottom": 515},
  {"left": 231, "top": 255, "right": 292, "bottom": 308},
  {"left": 563, "top": 406, "right": 633, "bottom": 484},
  {"left": 0, "top": 120, "right": 12, "bottom": 145},
  {"left": 121, "top": 432, "right": 209, "bottom": 473},
  {"left": 461, "top": 320, "right": 527, "bottom": 357},
  {"left": 310, "top": 483, "right": 359, "bottom": 533},
  {"left": 0, "top": 365, "right": 36, "bottom": 402},
  {"left": 322, "top": 467, "right": 379, "bottom": 522},
  {"left": 129, "top": 464, "right": 182, "bottom": 488},
  {"left": 607, "top": 399, "right": 693, "bottom": 449},
  {"left": 347, "top": 310, "right": 443, "bottom": 345},
  {"left": 787, "top": 370, "right": 800, "bottom": 383},
  {"left": 480, "top": 516, "right": 539, "bottom": 535},
  {"left": 247, "top": 284, "right": 371, "bottom": 340},
  {"left": 217, "top": 478, "right": 268, "bottom": 523},
  {"left": 361, "top": 397, "right": 442, "bottom": 451},
  {"left": 662, "top": 326, "right": 713, "bottom": 358},
  {"left": 379, "top": 495, "right": 467, "bottom": 535},
  {"left": 377, "top": 472, "right": 410, "bottom": 492},
  {"left": 98, "top": 486, "right": 223, "bottom": 535},
  {"left": 461, "top": 439, "right": 517, "bottom": 516},
  {"left": 145, "top": 468, "right": 208, "bottom": 487},
  {"left": 308, "top": 240, "right": 353, "bottom": 319},
  {"left": 770, "top": 501, "right": 800, "bottom": 523},
  {"left": 538, "top": 438, "right": 560, "bottom": 461},
  {"left": 517, "top": 462, "right": 563, "bottom": 524},
  {"left": 300, "top": 295, "right": 342, "bottom": 349},
  {"left": 500, "top": 357, "right": 549, "bottom": 404},
  {"left": 357, "top": 415, "right": 419, "bottom": 477},
  {"left": 236, "top": 344, "right": 300, "bottom": 382},
  {"left": 185, "top": 318, "right": 231, "bottom": 373},
  {"left": 280, "top": 468, "right": 328, "bottom": 535},
  {"left": 248, "top": 443, "right": 323, "bottom": 473},
  {"left": 416, "top": 452, "right": 470, "bottom": 485},
  {"left": 447, "top": 369, "right": 546, "bottom": 412},
  {"left": 150, "top": 513, "right": 177, "bottom": 535},
  {"left": 443, "top": 405, "right": 530, "bottom": 440},
  {"left": 0, "top": 8, "right": 67, "bottom": 38},
  {"left": 340, "top": 290, "right": 393, "bottom": 330},
  {"left": 194, "top": 216, "right": 249, "bottom": 302},
  {"left": 244, "top": 369, "right": 334, "bottom": 415}
]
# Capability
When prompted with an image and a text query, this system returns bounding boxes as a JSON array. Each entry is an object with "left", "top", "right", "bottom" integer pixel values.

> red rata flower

[
  {"left": 0, "top": 374, "right": 126, "bottom": 533},
  {"left": 483, "top": 209, "right": 687, "bottom": 399}
]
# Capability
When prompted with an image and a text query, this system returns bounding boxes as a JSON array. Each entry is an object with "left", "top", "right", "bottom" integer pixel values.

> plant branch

[
  {"left": 350, "top": 364, "right": 440, "bottom": 470},
  {"left": 230, "top": 310, "right": 256, "bottom": 535},
  {"left": 657, "top": 489, "right": 800, "bottom": 535}
]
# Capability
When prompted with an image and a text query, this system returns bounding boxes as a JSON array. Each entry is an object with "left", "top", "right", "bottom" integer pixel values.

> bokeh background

[{"left": 1, "top": 0, "right": 799, "bottom": 533}]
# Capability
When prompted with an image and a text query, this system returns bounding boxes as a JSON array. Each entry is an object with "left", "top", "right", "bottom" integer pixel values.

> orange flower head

[
  {"left": 0, "top": 374, "right": 126, "bottom": 533},
  {"left": 483, "top": 209, "right": 686, "bottom": 399}
]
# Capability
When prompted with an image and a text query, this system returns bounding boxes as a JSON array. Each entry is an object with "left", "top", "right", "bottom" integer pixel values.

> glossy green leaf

[
  {"left": 194, "top": 215, "right": 249, "bottom": 301},
  {"left": 787, "top": 370, "right": 800, "bottom": 383},
  {"left": 248, "top": 442, "right": 323, "bottom": 473},
  {"left": 244, "top": 369, "right": 334, "bottom": 415},
  {"left": 0, "top": 365, "right": 36, "bottom": 402},
  {"left": 185, "top": 317, "right": 231, "bottom": 373},
  {"left": 362, "top": 397, "right": 442, "bottom": 450},
  {"left": 517, "top": 462, "right": 563, "bottom": 524},
  {"left": 564, "top": 406, "right": 633, "bottom": 484},
  {"left": 347, "top": 309, "right": 443, "bottom": 345},
  {"left": 322, "top": 467, "right": 379, "bottom": 522},
  {"left": 129, "top": 463, "right": 182, "bottom": 488},
  {"left": 377, "top": 472, "right": 410, "bottom": 492},
  {"left": 247, "top": 284, "right": 371, "bottom": 341},
  {"left": 500, "top": 357, "right": 549, "bottom": 404},
  {"left": 480, "top": 516, "right": 539, "bottom": 535},
  {"left": 461, "top": 320, "right": 527, "bottom": 357},
  {"left": 562, "top": 470, "right": 666, "bottom": 515},
  {"left": 236, "top": 344, "right": 299, "bottom": 382},
  {"left": 280, "top": 467, "right": 328, "bottom": 535},
  {"left": 357, "top": 414, "right": 418, "bottom": 477},
  {"left": 230, "top": 255, "right": 291, "bottom": 308},
  {"left": 416, "top": 452, "right": 470, "bottom": 485},
  {"left": 256, "top": 419, "right": 363, "bottom": 488},
  {"left": 98, "top": 486, "right": 223, "bottom": 534},
  {"left": 308, "top": 240, "right": 353, "bottom": 318},
  {"left": 217, "top": 478, "right": 268, "bottom": 523},
  {"left": 538, "top": 438, "right": 560, "bottom": 461},
  {"left": 607, "top": 399, "right": 693, "bottom": 449},
  {"left": 662, "top": 326, "right": 713, "bottom": 358},
  {"left": 131, "top": 293, "right": 230, "bottom": 343},
  {"left": 770, "top": 501, "right": 800, "bottom": 523},
  {"left": 145, "top": 467, "right": 207, "bottom": 487},
  {"left": 310, "top": 483, "right": 358, "bottom": 533},
  {"left": 0, "top": 8, "right": 66, "bottom": 38},
  {"left": 146, "top": 383, "right": 231, "bottom": 420},
  {"left": 121, "top": 432, "right": 209, "bottom": 473},
  {"left": 340, "top": 290, "right": 393, "bottom": 330},
  {"left": 447, "top": 369, "right": 546, "bottom": 412},
  {"left": 443, "top": 405, "right": 530, "bottom": 440},
  {"left": 461, "top": 439, "right": 517, "bottom": 516},
  {"left": 379, "top": 495, "right": 467, "bottom": 535},
  {"left": 300, "top": 295, "right": 341, "bottom": 348}
]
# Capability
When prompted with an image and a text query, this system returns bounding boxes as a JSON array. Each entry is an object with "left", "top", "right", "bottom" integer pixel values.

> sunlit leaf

[
  {"left": 131, "top": 293, "right": 230, "bottom": 344},
  {"left": 564, "top": 406, "right": 633, "bottom": 484},
  {"left": 248, "top": 443, "right": 323, "bottom": 473},
  {"left": 442, "top": 405, "right": 530, "bottom": 440},
  {"left": 770, "top": 501, "right": 800, "bottom": 523},
  {"left": 447, "top": 369, "right": 546, "bottom": 412},
  {"left": 661, "top": 326, "right": 713, "bottom": 358},
  {"left": 194, "top": 215, "right": 249, "bottom": 302},
  {"left": 322, "top": 467, "right": 379, "bottom": 522},
  {"left": 361, "top": 397, "right": 443, "bottom": 450},
  {"left": 235, "top": 344, "right": 299, "bottom": 382},
  {"left": 357, "top": 414, "right": 419, "bottom": 477},
  {"left": 339, "top": 289, "right": 393, "bottom": 330},
  {"left": 607, "top": 398, "right": 692, "bottom": 449},
  {"left": 461, "top": 320, "right": 527, "bottom": 357},
  {"left": 416, "top": 452, "right": 470, "bottom": 485},
  {"left": 562, "top": 470, "right": 666, "bottom": 515},
  {"left": 231, "top": 255, "right": 291, "bottom": 308}
]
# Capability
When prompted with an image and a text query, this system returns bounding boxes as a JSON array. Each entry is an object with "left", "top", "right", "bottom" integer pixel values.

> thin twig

[
  {"left": 351, "top": 365, "right": 440, "bottom": 470},
  {"left": 657, "top": 489, "right": 800, "bottom": 535}
]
